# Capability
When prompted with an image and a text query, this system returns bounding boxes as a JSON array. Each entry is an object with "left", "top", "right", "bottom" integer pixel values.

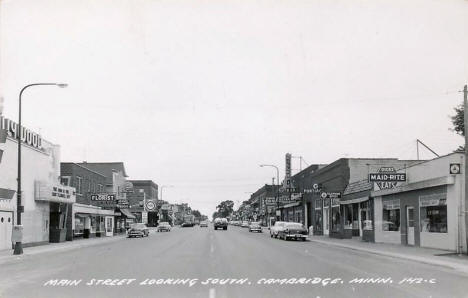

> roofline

[
  {"left": 77, "top": 162, "right": 128, "bottom": 177},
  {"left": 60, "top": 162, "right": 108, "bottom": 178}
]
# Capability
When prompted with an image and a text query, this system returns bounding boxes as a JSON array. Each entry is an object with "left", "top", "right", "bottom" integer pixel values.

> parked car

[
  {"left": 241, "top": 221, "right": 249, "bottom": 228},
  {"left": 157, "top": 222, "right": 171, "bottom": 232},
  {"left": 127, "top": 223, "right": 150, "bottom": 238},
  {"left": 248, "top": 222, "right": 262, "bottom": 233},
  {"left": 214, "top": 218, "right": 228, "bottom": 230},
  {"left": 200, "top": 221, "right": 208, "bottom": 227},
  {"left": 277, "top": 222, "right": 308, "bottom": 241},
  {"left": 270, "top": 221, "right": 287, "bottom": 238}
]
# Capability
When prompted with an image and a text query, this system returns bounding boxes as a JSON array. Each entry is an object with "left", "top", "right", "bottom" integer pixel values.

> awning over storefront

[
  {"left": 74, "top": 203, "right": 115, "bottom": 216},
  {"left": 282, "top": 202, "right": 301, "bottom": 209},
  {"left": 0, "top": 188, "right": 15, "bottom": 200},
  {"left": 340, "top": 196, "right": 369, "bottom": 205},
  {"left": 119, "top": 208, "right": 136, "bottom": 219}
]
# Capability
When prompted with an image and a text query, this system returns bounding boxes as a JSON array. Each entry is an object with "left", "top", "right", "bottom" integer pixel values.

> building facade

[
  {"left": 0, "top": 115, "right": 75, "bottom": 250},
  {"left": 371, "top": 153, "right": 467, "bottom": 253},
  {"left": 60, "top": 162, "right": 114, "bottom": 239}
]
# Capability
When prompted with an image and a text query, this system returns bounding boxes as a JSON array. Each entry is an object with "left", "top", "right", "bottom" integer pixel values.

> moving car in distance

[
  {"left": 181, "top": 214, "right": 195, "bottom": 227},
  {"left": 127, "top": 223, "right": 150, "bottom": 238},
  {"left": 269, "top": 221, "right": 287, "bottom": 238},
  {"left": 241, "top": 221, "right": 249, "bottom": 228},
  {"left": 200, "top": 221, "right": 208, "bottom": 227},
  {"left": 248, "top": 222, "right": 262, "bottom": 233},
  {"left": 277, "top": 222, "right": 308, "bottom": 241},
  {"left": 214, "top": 218, "right": 228, "bottom": 230},
  {"left": 157, "top": 222, "right": 171, "bottom": 232}
]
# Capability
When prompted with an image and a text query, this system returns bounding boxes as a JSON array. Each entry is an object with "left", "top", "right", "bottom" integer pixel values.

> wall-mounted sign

[
  {"left": 285, "top": 153, "right": 292, "bottom": 178},
  {"left": 0, "top": 116, "right": 43, "bottom": 150},
  {"left": 145, "top": 200, "right": 157, "bottom": 211},
  {"left": 264, "top": 197, "right": 276, "bottom": 205},
  {"left": 320, "top": 192, "right": 341, "bottom": 199},
  {"left": 35, "top": 182, "right": 76, "bottom": 203},
  {"left": 90, "top": 194, "right": 115, "bottom": 202},
  {"left": 369, "top": 167, "right": 406, "bottom": 190},
  {"left": 161, "top": 204, "right": 171, "bottom": 211},
  {"left": 450, "top": 163, "right": 461, "bottom": 174},
  {"left": 116, "top": 199, "right": 129, "bottom": 208}
]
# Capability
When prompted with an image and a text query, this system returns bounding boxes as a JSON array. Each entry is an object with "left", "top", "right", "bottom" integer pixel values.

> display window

[
  {"left": 382, "top": 199, "right": 400, "bottom": 231},
  {"left": 420, "top": 194, "right": 447, "bottom": 233},
  {"left": 344, "top": 204, "right": 353, "bottom": 229},
  {"left": 331, "top": 207, "right": 341, "bottom": 232}
]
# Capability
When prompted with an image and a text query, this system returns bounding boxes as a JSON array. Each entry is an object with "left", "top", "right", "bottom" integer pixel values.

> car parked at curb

[
  {"left": 269, "top": 221, "right": 287, "bottom": 238},
  {"left": 241, "top": 221, "right": 249, "bottom": 228},
  {"left": 127, "top": 223, "right": 150, "bottom": 238},
  {"left": 248, "top": 222, "right": 262, "bottom": 233},
  {"left": 157, "top": 222, "right": 171, "bottom": 232},
  {"left": 277, "top": 222, "right": 308, "bottom": 241}
]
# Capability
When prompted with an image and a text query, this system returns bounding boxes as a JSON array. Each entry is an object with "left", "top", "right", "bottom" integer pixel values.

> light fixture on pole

[{"left": 14, "top": 83, "right": 68, "bottom": 255}]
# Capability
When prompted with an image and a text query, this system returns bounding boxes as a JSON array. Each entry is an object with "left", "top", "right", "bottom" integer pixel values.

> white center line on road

[{"left": 209, "top": 288, "right": 216, "bottom": 298}]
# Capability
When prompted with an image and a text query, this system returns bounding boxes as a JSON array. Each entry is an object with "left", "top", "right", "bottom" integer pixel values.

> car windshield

[
  {"left": 160, "top": 222, "right": 170, "bottom": 226},
  {"left": 130, "top": 224, "right": 146, "bottom": 229}
]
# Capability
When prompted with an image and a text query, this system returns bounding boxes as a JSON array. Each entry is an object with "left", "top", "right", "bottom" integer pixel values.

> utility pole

[{"left": 464, "top": 84, "right": 468, "bottom": 255}]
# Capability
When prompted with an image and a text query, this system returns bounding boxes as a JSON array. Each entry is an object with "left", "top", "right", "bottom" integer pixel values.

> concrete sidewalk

[
  {"left": 309, "top": 235, "right": 468, "bottom": 274},
  {"left": 0, "top": 233, "right": 129, "bottom": 265}
]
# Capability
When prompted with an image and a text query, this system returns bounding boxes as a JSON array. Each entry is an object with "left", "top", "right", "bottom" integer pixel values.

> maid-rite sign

[
  {"left": 320, "top": 192, "right": 341, "bottom": 199},
  {"left": 369, "top": 167, "right": 406, "bottom": 190}
]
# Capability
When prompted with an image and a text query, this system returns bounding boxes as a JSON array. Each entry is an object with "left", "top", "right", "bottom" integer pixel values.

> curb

[
  {"left": 0, "top": 235, "right": 127, "bottom": 265},
  {"left": 309, "top": 238, "right": 468, "bottom": 275}
]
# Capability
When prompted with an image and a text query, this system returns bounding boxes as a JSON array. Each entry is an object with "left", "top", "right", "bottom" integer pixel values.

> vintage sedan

[
  {"left": 269, "top": 221, "right": 287, "bottom": 238},
  {"left": 248, "top": 222, "right": 262, "bottom": 233},
  {"left": 199, "top": 221, "right": 208, "bottom": 227},
  {"left": 127, "top": 223, "right": 150, "bottom": 238},
  {"left": 157, "top": 222, "right": 172, "bottom": 232},
  {"left": 277, "top": 222, "right": 308, "bottom": 241}
]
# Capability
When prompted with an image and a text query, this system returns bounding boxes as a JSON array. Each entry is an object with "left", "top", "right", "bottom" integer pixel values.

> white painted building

[
  {"left": 372, "top": 152, "right": 467, "bottom": 253},
  {"left": 0, "top": 115, "right": 75, "bottom": 250}
]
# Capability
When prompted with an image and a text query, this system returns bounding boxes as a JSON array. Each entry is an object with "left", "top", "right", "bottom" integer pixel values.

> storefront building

[
  {"left": 371, "top": 153, "right": 467, "bottom": 253},
  {"left": 75, "top": 162, "right": 131, "bottom": 234},
  {"left": 61, "top": 162, "right": 110, "bottom": 239},
  {"left": 250, "top": 184, "right": 279, "bottom": 227},
  {"left": 127, "top": 180, "right": 158, "bottom": 226},
  {"left": 287, "top": 158, "right": 417, "bottom": 238},
  {"left": 0, "top": 115, "right": 75, "bottom": 249},
  {"left": 73, "top": 203, "right": 115, "bottom": 238}
]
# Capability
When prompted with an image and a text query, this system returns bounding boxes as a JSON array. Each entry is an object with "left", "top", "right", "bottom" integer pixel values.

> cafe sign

[{"left": 369, "top": 167, "right": 406, "bottom": 190}]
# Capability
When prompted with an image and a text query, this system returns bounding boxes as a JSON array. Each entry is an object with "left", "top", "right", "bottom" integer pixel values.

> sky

[{"left": 1, "top": 0, "right": 467, "bottom": 217}]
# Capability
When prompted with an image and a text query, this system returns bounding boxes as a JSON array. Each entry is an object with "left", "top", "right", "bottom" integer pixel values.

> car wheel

[{"left": 270, "top": 233, "right": 273, "bottom": 238}]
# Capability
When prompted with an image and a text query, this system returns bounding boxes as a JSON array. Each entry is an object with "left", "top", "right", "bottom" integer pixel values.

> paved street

[{"left": 0, "top": 225, "right": 467, "bottom": 298}]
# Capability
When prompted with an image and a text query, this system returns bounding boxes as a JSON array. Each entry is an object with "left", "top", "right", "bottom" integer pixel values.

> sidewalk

[
  {"left": 308, "top": 235, "right": 468, "bottom": 274},
  {"left": 0, "top": 233, "right": 128, "bottom": 265}
]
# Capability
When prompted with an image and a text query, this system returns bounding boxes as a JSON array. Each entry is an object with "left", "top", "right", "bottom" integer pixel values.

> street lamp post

[
  {"left": 159, "top": 185, "right": 173, "bottom": 223},
  {"left": 14, "top": 83, "right": 68, "bottom": 255},
  {"left": 260, "top": 164, "right": 280, "bottom": 224}
]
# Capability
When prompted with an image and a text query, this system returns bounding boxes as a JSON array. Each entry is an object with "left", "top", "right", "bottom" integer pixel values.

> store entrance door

[
  {"left": 407, "top": 206, "right": 415, "bottom": 246},
  {"left": 323, "top": 207, "right": 329, "bottom": 235},
  {"left": 0, "top": 211, "right": 13, "bottom": 250}
]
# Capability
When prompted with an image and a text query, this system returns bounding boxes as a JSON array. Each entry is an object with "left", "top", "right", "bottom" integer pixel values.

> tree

[
  {"left": 192, "top": 210, "right": 202, "bottom": 218},
  {"left": 450, "top": 103, "right": 465, "bottom": 151},
  {"left": 216, "top": 200, "right": 234, "bottom": 218}
]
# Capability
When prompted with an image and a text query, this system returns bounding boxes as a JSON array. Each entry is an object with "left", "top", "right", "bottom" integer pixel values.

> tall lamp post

[
  {"left": 14, "top": 83, "right": 68, "bottom": 255},
  {"left": 259, "top": 164, "right": 280, "bottom": 224},
  {"left": 159, "top": 185, "right": 173, "bottom": 224}
]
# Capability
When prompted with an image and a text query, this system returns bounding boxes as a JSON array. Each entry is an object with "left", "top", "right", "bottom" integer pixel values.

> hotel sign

[
  {"left": 0, "top": 116, "right": 43, "bottom": 150},
  {"left": 369, "top": 167, "right": 406, "bottom": 190}
]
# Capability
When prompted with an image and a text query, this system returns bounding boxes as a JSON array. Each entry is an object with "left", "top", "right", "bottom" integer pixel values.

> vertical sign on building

[{"left": 284, "top": 153, "right": 292, "bottom": 188}]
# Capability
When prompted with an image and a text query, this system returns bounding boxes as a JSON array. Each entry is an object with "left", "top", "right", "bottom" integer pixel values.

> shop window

[
  {"left": 382, "top": 199, "right": 400, "bottom": 231},
  {"left": 344, "top": 204, "right": 353, "bottom": 229},
  {"left": 420, "top": 194, "right": 447, "bottom": 233},
  {"left": 315, "top": 212, "right": 322, "bottom": 231},
  {"left": 331, "top": 207, "right": 341, "bottom": 232},
  {"left": 76, "top": 176, "right": 82, "bottom": 195}
]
